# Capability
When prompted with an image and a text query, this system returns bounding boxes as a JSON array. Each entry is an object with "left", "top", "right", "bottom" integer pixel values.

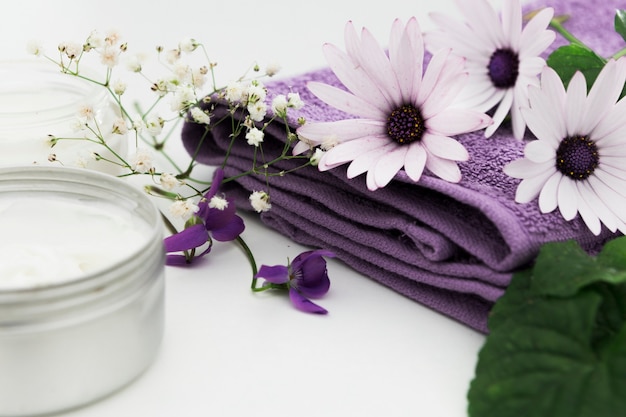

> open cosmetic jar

[
  {"left": 0, "top": 59, "right": 127, "bottom": 173},
  {"left": 0, "top": 166, "right": 165, "bottom": 416}
]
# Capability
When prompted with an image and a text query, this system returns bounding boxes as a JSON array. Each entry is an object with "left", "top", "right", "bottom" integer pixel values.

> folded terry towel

[{"left": 181, "top": 0, "right": 620, "bottom": 332}]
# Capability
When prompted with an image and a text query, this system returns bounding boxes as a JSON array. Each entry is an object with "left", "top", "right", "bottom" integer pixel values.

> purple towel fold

[{"left": 181, "top": 0, "right": 621, "bottom": 332}]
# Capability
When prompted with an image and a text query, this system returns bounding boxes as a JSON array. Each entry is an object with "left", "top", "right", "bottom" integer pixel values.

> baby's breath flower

[
  {"left": 247, "top": 101, "right": 267, "bottom": 122},
  {"left": 151, "top": 78, "right": 169, "bottom": 97},
  {"left": 310, "top": 148, "right": 325, "bottom": 166},
  {"left": 265, "top": 62, "right": 282, "bottom": 77},
  {"left": 169, "top": 199, "right": 199, "bottom": 221},
  {"left": 208, "top": 195, "right": 229, "bottom": 210},
  {"left": 271, "top": 94, "right": 288, "bottom": 117},
  {"left": 190, "top": 107, "right": 211, "bottom": 124},
  {"left": 60, "top": 41, "right": 82, "bottom": 59},
  {"left": 170, "top": 85, "right": 196, "bottom": 113},
  {"left": 132, "top": 119, "right": 146, "bottom": 133},
  {"left": 249, "top": 190, "right": 271, "bottom": 213},
  {"left": 173, "top": 62, "right": 191, "bottom": 82},
  {"left": 287, "top": 92, "right": 304, "bottom": 110},
  {"left": 131, "top": 147, "right": 154, "bottom": 173},
  {"left": 100, "top": 46, "right": 119, "bottom": 68},
  {"left": 245, "top": 127, "right": 264, "bottom": 147},
  {"left": 125, "top": 54, "right": 143, "bottom": 72},
  {"left": 77, "top": 104, "right": 95, "bottom": 121},
  {"left": 85, "top": 30, "right": 105, "bottom": 51},
  {"left": 164, "top": 48, "right": 181, "bottom": 64},
  {"left": 112, "top": 79, "right": 127, "bottom": 95},
  {"left": 26, "top": 40, "right": 43, "bottom": 56},
  {"left": 104, "top": 30, "right": 121, "bottom": 46},
  {"left": 246, "top": 83, "right": 267, "bottom": 104},
  {"left": 159, "top": 173, "right": 182, "bottom": 190},
  {"left": 111, "top": 117, "right": 128, "bottom": 135},
  {"left": 179, "top": 37, "right": 199, "bottom": 53},
  {"left": 225, "top": 81, "right": 245, "bottom": 103},
  {"left": 145, "top": 114, "right": 164, "bottom": 136},
  {"left": 191, "top": 67, "right": 207, "bottom": 88},
  {"left": 320, "top": 135, "right": 338, "bottom": 151}
]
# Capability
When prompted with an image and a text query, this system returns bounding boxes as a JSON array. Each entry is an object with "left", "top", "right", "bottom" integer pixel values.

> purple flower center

[
  {"left": 488, "top": 48, "right": 519, "bottom": 89},
  {"left": 387, "top": 104, "right": 425, "bottom": 145},
  {"left": 556, "top": 135, "right": 599, "bottom": 180}
]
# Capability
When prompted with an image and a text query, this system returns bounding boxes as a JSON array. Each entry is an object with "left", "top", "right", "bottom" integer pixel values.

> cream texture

[{"left": 0, "top": 196, "right": 148, "bottom": 289}]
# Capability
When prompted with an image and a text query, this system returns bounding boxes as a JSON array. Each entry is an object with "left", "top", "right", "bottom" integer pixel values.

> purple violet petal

[
  {"left": 211, "top": 214, "right": 245, "bottom": 242},
  {"left": 203, "top": 198, "right": 238, "bottom": 230},
  {"left": 166, "top": 254, "right": 192, "bottom": 266},
  {"left": 163, "top": 223, "right": 208, "bottom": 252},
  {"left": 288, "top": 288, "right": 328, "bottom": 314},
  {"left": 292, "top": 250, "right": 335, "bottom": 298},
  {"left": 255, "top": 264, "right": 289, "bottom": 284}
]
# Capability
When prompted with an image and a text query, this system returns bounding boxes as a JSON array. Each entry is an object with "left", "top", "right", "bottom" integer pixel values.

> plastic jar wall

[
  {"left": 0, "top": 59, "right": 127, "bottom": 173},
  {"left": 0, "top": 166, "right": 165, "bottom": 416}
]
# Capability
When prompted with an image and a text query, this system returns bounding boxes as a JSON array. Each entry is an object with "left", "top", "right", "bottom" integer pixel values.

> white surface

[{"left": 2, "top": 1, "right": 490, "bottom": 416}]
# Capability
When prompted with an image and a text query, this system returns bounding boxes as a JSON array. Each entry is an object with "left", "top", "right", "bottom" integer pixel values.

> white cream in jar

[
  {"left": 0, "top": 196, "right": 148, "bottom": 289},
  {"left": 0, "top": 166, "right": 165, "bottom": 417}
]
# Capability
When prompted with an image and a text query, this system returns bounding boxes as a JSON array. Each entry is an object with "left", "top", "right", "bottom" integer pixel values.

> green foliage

[
  {"left": 614, "top": 10, "right": 626, "bottom": 43},
  {"left": 467, "top": 237, "right": 626, "bottom": 417},
  {"left": 546, "top": 44, "right": 606, "bottom": 90}
]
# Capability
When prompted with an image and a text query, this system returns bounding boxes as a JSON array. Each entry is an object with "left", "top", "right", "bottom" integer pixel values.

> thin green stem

[{"left": 549, "top": 15, "right": 592, "bottom": 50}]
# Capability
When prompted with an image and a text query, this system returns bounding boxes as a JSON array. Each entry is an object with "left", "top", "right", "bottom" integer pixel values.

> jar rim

[
  {"left": 0, "top": 165, "right": 164, "bottom": 298},
  {"left": 0, "top": 59, "right": 108, "bottom": 123}
]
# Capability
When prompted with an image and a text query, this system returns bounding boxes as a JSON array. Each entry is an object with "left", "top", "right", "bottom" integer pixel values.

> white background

[{"left": 0, "top": 1, "right": 503, "bottom": 416}]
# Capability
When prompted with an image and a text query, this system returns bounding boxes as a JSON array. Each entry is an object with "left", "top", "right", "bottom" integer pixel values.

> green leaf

[
  {"left": 615, "top": 10, "right": 626, "bottom": 43},
  {"left": 468, "top": 278, "right": 626, "bottom": 416},
  {"left": 547, "top": 44, "right": 606, "bottom": 89},
  {"left": 531, "top": 238, "right": 626, "bottom": 297},
  {"left": 468, "top": 238, "right": 626, "bottom": 417}
]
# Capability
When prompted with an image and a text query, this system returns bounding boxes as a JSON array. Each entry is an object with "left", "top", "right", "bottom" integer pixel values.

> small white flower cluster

[
  {"left": 224, "top": 80, "right": 268, "bottom": 122},
  {"left": 169, "top": 199, "right": 200, "bottom": 221},
  {"left": 249, "top": 190, "right": 271, "bottom": 213},
  {"left": 270, "top": 92, "right": 304, "bottom": 118}
]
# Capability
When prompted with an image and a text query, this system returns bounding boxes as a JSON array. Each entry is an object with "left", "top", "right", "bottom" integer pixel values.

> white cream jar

[
  {"left": 0, "top": 166, "right": 165, "bottom": 416},
  {"left": 0, "top": 60, "right": 127, "bottom": 173}
]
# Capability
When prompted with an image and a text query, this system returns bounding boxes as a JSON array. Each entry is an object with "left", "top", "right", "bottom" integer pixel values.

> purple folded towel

[{"left": 181, "top": 0, "right": 620, "bottom": 332}]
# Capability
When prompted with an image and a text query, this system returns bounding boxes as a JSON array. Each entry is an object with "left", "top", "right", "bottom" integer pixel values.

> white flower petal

[
  {"left": 321, "top": 136, "right": 388, "bottom": 168},
  {"left": 346, "top": 142, "right": 396, "bottom": 179},
  {"left": 306, "top": 82, "right": 386, "bottom": 120},
  {"left": 297, "top": 118, "right": 385, "bottom": 143},
  {"left": 538, "top": 171, "right": 562, "bottom": 213},
  {"left": 583, "top": 178, "right": 619, "bottom": 232},
  {"left": 557, "top": 176, "right": 578, "bottom": 220},
  {"left": 485, "top": 89, "right": 514, "bottom": 138},
  {"left": 373, "top": 146, "right": 409, "bottom": 188},
  {"left": 416, "top": 48, "right": 454, "bottom": 106},
  {"left": 583, "top": 59, "right": 626, "bottom": 131},
  {"left": 574, "top": 183, "right": 602, "bottom": 235},
  {"left": 422, "top": 133, "right": 469, "bottom": 161},
  {"left": 322, "top": 43, "right": 390, "bottom": 111},
  {"left": 425, "top": 109, "right": 491, "bottom": 136},
  {"left": 594, "top": 167, "right": 626, "bottom": 198},
  {"left": 454, "top": 0, "right": 503, "bottom": 47},
  {"left": 515, "top": 171, "right": 552, "bottom": 203},
  {"left": 404, "top": 143, "right": 427, "bottom": 182},
  {"left": 359, "top": 27, "right": 403, "bottom": 107},
  {"left": 421, "top": 68, "right": 468, "bottom": 119},
  {"left": 519, "top": 57, "right": 546, "bottom": 77},
  {"left": 425, "top": 152, "right": 462, "bottom": 183},
  {"left": 524, "top": 139, "right": 555, "bottom": 163},
  {"left": 519, "top": 7, "right": 554, "bottom": 57},
  {"left": 501, "top": 0, "right": 522, "bottom": 50},
  {"left": 503, "top": 158, "right": 554, "bottom": 179},
  {"left": 564, "top": 71, "right": 588, "bottom": 135},
  {"left": 390, "top": 17, "right": 423, "bottom": 103}
]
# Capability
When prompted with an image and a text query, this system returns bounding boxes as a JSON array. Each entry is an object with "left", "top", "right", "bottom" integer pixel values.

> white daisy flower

[
  {"left": 425, "top": 0, "right": 555, "bottom": 139},
  {"left": 295, "top": 18, "right": 492, "bottom": 191},
  {"left": 504, "top": 60, "right": 626, "bottom": 235}
]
